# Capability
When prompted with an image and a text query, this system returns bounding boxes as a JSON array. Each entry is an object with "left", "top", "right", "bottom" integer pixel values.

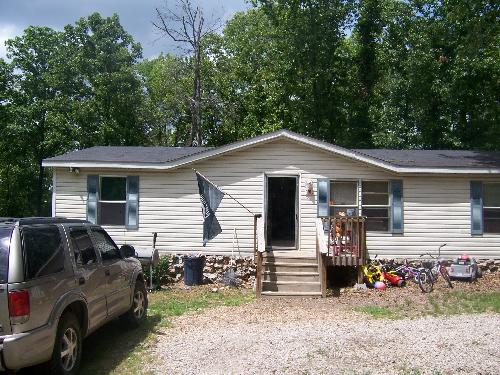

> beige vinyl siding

[
  {"left": 54, "top": 139, "right": 500, "bottom": 259},
  {"left": 368, "top": 176, "right": 500, "bottom": 259}
]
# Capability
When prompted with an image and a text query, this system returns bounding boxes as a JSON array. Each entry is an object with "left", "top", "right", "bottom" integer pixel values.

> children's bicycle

[
  {"left": 393, "top": 259, "right": 424, "bottom": 284},
  {"left": 418, "top": 244, "right": 453, "bottom": 293}
]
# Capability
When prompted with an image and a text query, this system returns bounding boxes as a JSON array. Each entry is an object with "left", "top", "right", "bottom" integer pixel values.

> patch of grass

[
  {"left": 427, "top": 291, "right": 500, "bottom": 316},
  {"left": 399, "top": 369, "right": 442, "bottom": 375},
  {"left": 353, "top": 305, "right": 401, "bottom": 319},
  {"left": 354, "top": 291, "right": 500, "bottom": 320},
  {"left": 78, "top": 287, "right": 254, "bottom": 375}
]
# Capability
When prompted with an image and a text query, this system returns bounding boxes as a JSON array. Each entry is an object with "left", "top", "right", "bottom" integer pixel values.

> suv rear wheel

[
  {"left": 121, "top": 280, "right": 148, "bottom": 328},
  {"left": 47, "top": 312, "right": 82, "bottom": 375}
]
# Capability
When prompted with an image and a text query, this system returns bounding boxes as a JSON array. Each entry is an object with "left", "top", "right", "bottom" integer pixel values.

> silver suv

[{"left": 0, "top": 218, "right": 147, "bottom": 374}]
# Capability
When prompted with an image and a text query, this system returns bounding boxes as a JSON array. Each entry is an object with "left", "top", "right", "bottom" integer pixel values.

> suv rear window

[
  {"left": 21, "top": 225, "right": 65, "bottom": 279},
  {"left": 0, "top": 226, "right": 13, "bottom": 283}
]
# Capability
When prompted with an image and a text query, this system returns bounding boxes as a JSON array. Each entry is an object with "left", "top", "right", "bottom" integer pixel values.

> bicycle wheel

[
  {"left": 418, "top": 269, "right": 434, "bottom": 293},
  {"left": 440, "top": 267, "right": 453, "bottom": 288}
]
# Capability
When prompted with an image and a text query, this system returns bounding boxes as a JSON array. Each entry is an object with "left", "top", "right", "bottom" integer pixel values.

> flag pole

[{"left": 193, "top": 169, "right": 255, "bottom": 217}]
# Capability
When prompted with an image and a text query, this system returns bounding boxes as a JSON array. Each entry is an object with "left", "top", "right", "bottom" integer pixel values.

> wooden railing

[{"left": 324, "top": 216, "right": 367, "bottom": 267}]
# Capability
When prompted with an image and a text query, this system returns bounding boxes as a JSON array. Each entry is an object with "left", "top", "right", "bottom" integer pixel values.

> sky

[{"left": 0, "top": 0, "right": 251, "bottom": 60}]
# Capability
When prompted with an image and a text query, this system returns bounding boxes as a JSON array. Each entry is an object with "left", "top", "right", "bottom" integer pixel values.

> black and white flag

[{"left": 196, "top": 171, "right": 225, "bottom": 246}]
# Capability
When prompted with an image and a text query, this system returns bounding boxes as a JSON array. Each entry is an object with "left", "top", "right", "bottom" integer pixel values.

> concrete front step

[
  {"left": 262, "top": 280, "right": 321, "bottom": 293},
  {"left": 261, "top": 291, "right": 322, "bottom": 298},
  {"left": 263, "top": 262, "right": 318, "bottom": 273},
  {"left": 262, "top": 271, "right": 320, "bottom": 282}
]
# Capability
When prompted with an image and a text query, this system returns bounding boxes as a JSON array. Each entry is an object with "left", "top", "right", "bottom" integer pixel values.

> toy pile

[{"left": 361, "top": 258, "right": 405, "bottom": 290}]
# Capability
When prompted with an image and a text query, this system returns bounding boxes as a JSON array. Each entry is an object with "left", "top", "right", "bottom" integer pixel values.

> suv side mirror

[{"left": 120, "top": 244, "right": 136, "bottom": 258}]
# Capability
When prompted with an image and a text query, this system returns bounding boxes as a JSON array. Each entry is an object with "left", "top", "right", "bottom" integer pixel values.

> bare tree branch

[{"left": 152, "top": 0, "right": 222, "bottom": 146}]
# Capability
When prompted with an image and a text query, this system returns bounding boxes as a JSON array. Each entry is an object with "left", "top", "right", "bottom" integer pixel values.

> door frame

[{"left": 263, "top": 173, "right": 300, "bottom": 251}]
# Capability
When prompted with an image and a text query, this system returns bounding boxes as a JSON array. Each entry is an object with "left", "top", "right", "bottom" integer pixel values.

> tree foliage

[
  {"left": 0, "top": 13, "right": 145, "bottom": 216},
  {"left": 0, "top": 2, "right": 498, "bottom": 217}
]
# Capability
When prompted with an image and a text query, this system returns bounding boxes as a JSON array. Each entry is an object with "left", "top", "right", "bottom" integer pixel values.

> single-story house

[{"left": 43, "top": 130, "right": 500, "bottom": 261}]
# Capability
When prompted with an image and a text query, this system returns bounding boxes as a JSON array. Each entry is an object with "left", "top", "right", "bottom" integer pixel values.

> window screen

[
  {"left": 329, "top": 181, "right": 358, "bottom": 216},
  {"left": 98, "top": 177, "right": 126, "bottom": 226},
  {"left": 484, "top": 183, "right": 500, "bottom": 233},
  {"left": 362, "top": 181, "right": 390, "bottom": 232},
  {"left": 22, "top": 225, "right": 65, "bottom": 279},
  {"left": 70, "top": 228, "right": 98, "bottom": 266},
  {"left": 92, "top": 229, "right": 120, "bottom": 262}
]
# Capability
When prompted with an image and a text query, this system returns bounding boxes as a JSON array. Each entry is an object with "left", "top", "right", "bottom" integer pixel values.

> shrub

[{"left": 142, "top": 255, "right": 170, "bottom": 288}]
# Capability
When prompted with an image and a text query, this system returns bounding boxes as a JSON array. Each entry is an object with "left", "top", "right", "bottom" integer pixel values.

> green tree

[
  {"left": 137, "top": 54, "right": 192, "bottom": 145},
  {"left": 3, "top": 26, "right": 73, "bottom": 215},
  {"left": 64, "top": 12, "right": 146, "bottom": 147},
  {"left": 372, "top": 0, "right": 499, "bottom": 149},
  {"left": 350, "top": 0, "right": 384, "bottom": 147},
  {"left": 0, "top": 13, "right": 147, "bottom": 217}
]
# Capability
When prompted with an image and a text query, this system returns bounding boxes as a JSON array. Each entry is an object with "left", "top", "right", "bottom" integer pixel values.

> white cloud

[{"left": 0, "top": 23, "right": 19, "bottom": 60}]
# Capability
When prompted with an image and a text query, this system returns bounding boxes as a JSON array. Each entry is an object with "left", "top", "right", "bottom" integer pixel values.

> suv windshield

[{"left": 0, "top": 226, "right": 13, "bottom": 283}]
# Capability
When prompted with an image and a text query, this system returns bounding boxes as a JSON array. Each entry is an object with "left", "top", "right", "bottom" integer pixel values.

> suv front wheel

[
  {"left": 121, "top": 280, "right": 148, "bottom": 328},
  {"left": 47, "top": 312, "right": 82, "bottom": 375}
]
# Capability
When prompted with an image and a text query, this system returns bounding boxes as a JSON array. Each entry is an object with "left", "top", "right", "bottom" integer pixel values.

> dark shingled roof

[
  {"left": 44, "top": 131, "right": 500, "bottom": 170},
  {"left": 44, "top": 146, "right": 210, "bottom": 164},
  {"left": 353, "top": 149, "right": 500, "bottom": 169}
]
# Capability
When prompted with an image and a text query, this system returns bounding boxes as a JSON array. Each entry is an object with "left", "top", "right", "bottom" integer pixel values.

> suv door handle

[
  {"left": 78, "top": 277, "right": 85, "bottom": 285},
  {"left": 104, "top": 269, "right": 110, "bottom": 276}
]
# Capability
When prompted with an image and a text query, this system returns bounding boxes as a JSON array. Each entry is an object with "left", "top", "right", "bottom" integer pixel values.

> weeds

[
  {"left": 354, "top": 305, "right": 401, "bottom": 319},
  {"left": 354, "top": 291, "right": 500, "bottom": 320}
]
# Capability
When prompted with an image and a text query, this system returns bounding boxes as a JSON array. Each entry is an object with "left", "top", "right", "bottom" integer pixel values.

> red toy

[{"left": 383, "top": 271, "right": 405, "bottom": 287}]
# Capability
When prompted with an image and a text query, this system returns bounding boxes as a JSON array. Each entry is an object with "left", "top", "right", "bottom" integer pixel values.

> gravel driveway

[{"left": 149, "top": 297, "right": 500, "bottom": 375}]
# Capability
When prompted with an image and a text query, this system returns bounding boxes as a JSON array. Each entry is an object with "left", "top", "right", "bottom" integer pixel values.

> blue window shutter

[
  {"left": 317, "top": 179, "right": 330, "bottom": 217},
  {"left": 470, "top": 181, "right": 483, "bottom": 235},
  {"left": 87, "top": 175, "right": 99, "bottom": 224},
  {"left": 390, "top": 180, "right": 404, "bottom": 234},
  {"left": 126, "top": 176, "right": 139, "bottom": 229}
]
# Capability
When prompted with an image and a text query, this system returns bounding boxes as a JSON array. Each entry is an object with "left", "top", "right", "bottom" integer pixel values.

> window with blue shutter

[
  {"left": 390, "top": 180, "right": 404, "bottom": 234},
  {"left": 317, "top": 179, "right": 330, "bottom": 217},
  {"left": 87, "top": 175, "right": 139, "bottom": 228}
]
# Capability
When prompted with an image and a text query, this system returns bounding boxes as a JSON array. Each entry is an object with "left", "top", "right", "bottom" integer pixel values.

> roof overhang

[{"left": 42, "top": 130, "right": 500, "bottom": 175}]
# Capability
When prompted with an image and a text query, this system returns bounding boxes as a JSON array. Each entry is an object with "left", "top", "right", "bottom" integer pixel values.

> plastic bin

[{"left": 183, "top": 255, "right": 205, "bottom": 286}]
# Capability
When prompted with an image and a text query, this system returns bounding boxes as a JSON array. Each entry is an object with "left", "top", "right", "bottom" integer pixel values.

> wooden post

[
  {"left": 317, "top": 235, "right": 327, "bottom": 298},
  {"left": 254, "top": 214, "right": 263, "bottom": 298},
  {"left": 321, "top": 253, "right": 327, "bottom": 297},
  {"left": 357, "top": 218, "right": 366, "bottom": 283}
]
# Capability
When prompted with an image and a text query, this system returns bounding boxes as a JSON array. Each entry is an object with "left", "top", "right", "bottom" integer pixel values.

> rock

[
  {"left": 211, "top": 288, "right": 218, "bottom": 293},
  {"left": 204, "top": 273, "right": 218, "bottom": 281}
]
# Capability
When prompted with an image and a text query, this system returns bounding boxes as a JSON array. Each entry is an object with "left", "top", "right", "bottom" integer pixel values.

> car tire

[
  {"left": 121, "top": 280, "right": 148, "bottom": 328},
  {"left": 46, "top": 312, "right": 82, "bottom": 375}
]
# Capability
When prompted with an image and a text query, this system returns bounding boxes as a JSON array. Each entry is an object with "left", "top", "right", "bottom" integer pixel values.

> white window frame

[
  {"left": 361, "top": 180, "right": 391, "bottom": 232},
  {"left": 329, "top": 180, "right": 359, "bottom": 216},
  {"left": 98, "top": 175, "right": 127, "bottom": 226}
]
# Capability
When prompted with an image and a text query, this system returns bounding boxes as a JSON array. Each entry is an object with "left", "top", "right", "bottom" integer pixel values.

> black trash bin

[{"left": 183, "top": 255, "right": 205, "bottom": 286}]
